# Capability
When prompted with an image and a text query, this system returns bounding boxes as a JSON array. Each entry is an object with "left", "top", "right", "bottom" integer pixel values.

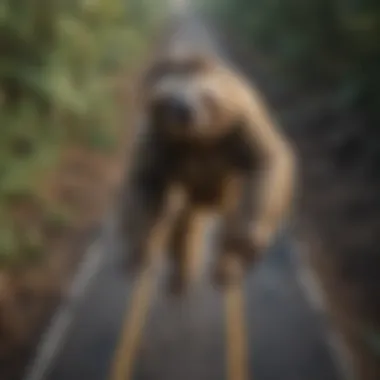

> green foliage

[
  {"left": 0, "top": 0, "right": 169, "bottom": 267},
  {"left": 200, "top": 0, "right": 380, "bottom": 115}
]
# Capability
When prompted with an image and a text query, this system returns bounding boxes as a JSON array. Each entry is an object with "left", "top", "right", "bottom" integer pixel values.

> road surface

[{"left": 22, "top": 17, "right": 342, "bottom": 380}]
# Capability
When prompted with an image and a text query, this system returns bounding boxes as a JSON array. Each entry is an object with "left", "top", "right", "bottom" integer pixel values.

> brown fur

[{"left": 120, "top": 53, "right": 297, "bottom": 292}]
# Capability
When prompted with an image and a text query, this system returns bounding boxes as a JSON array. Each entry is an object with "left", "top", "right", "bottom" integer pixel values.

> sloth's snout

[{"left": 151, "top": 96, "right": 193, "bottom": 127}]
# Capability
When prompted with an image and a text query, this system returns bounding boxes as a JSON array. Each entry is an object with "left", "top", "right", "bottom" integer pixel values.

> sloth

[{"left": 119, "top": 52, "right": 296, "bottom": 293}]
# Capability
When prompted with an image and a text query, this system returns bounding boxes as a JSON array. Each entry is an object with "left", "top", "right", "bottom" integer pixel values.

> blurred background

[
  {"left": 0, "top": 0, "right": 380, "bottom": 380},
  {"left": 0, "top": 0, "right": 169, "bottom": 378}
]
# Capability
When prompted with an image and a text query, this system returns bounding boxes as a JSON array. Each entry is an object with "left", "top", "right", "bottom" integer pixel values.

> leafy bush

[{"left": 0, "top": 0, "right": 169, "bottom": 267}]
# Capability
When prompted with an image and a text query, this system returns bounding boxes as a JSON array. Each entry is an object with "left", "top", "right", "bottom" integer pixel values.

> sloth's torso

[
  {"left": 173, "top": 148, "right": 230, "bottom": 205},
  {"left": 164, "top": 136, "right": 256, "bottom": 206}
]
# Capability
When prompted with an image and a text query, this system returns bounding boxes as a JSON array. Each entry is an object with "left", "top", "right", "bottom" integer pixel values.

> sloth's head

[{"left": 142, "top": 52, "right": 240, "bottom": 140}]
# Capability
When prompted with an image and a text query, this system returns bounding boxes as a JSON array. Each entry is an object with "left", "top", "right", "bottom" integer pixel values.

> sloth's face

[{"left": 144, "top": 56, "right": 237, "bottom": 140}]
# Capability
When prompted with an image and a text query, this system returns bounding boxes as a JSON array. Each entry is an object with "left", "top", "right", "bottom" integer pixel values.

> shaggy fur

[{"left": 120, "top": 52, "right": 297, "bottom": 292}]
